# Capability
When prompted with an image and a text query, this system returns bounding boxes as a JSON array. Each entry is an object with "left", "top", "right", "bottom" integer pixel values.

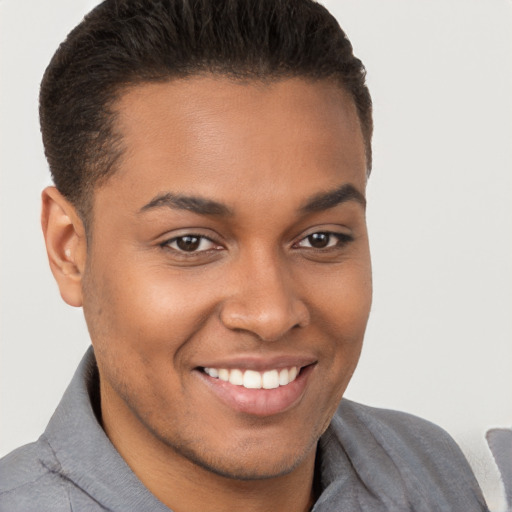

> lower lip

[{"left": 196, "top": 365, "right": 315, "bottom": 417}]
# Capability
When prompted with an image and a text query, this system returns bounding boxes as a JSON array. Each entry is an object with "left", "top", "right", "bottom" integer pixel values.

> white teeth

[
  {"left": 229, "top": 369, "right": 244, "bottom": 386},
  {"left": 204, "top": 367, "right": 219, "bottom": 378},
  {"left": 243, "top": 370, "right": 262, "bottom": 389},
  {"left": 262, "top": 369, "right": 279, "bottom": 389},
  {"left": 218, "top": 368, "right": 230, "bottom": 382},
  {"left": 203, "top": 366, "right": 300, "bottom": 389}
]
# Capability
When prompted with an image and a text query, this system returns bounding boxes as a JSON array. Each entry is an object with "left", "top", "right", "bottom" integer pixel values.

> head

[{"left": 40, "top": 0, "right": 373, "bottom": 494}]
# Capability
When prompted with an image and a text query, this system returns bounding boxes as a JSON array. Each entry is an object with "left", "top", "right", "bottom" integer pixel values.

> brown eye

[
  {"left": 176, "top": 236, "right": 201, "bottom": 251},
  {"left": 307, "top": 233, "right": 330, "bottom": 248},
  {"left": 295, "top": 231, "right": 353, "bottom": 250},
  {"left": 163, "top": 235, "right": 218, "bottom": 253}
]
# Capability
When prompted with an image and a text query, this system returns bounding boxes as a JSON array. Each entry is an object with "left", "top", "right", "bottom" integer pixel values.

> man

[{"left": 0, "top": 1, "right": 489, "bottom": 511}]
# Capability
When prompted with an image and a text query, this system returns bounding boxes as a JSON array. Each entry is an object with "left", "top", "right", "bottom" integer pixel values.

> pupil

[
  {"left": 309, "top": 233, "right": 329, "bottom": 248},
  {"left": 177, "top": 236, "right": 200, "bottom": 251}
]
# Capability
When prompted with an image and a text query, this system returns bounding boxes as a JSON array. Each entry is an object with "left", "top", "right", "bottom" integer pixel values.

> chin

[{"left": 163, "top": 432, "right": 317, "bottom": 481}]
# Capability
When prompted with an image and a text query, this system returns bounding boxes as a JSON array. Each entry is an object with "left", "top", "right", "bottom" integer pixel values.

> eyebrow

[
  {"left": 300, "top": 183, "right": 366, "bottom": 213},
  {"left": 139, "top": 192, "right": 233, "bottom": 216},
  {"left": 139, "top": 183, "right": 365, "bottom": 217}
]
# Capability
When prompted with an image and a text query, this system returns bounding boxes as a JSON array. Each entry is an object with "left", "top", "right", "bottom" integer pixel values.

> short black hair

[{"left": 40, "top": 0, "right": 372, "bottom": 223}]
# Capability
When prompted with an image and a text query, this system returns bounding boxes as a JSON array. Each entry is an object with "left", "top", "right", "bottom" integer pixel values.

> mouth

[
  {"left": 201, "top": 366, "right": 300, "bottom": 390},
  {"left": 196, "top": 363, "right": 316, "bottom": 416}
]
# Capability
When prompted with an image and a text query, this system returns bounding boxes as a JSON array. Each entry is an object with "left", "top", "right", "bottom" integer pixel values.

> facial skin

[{"left": 42, "top": 76, "right": 372, "bottom": 512}]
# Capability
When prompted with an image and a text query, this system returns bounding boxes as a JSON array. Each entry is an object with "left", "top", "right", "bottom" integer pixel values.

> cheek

[
  {"left": 83, "top": 257, "right": 216, "bottom": 354},
  {"left": 306, "top": 258, "right": 371, "bottom": 393},
  {"left": 82, "top": 260, "right": 212, "bottom": 411},
  {"left": 305, "top": 256, "right": 372, "bottom": 336}
]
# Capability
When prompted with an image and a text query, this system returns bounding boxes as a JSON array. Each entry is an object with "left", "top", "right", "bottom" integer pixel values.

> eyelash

[
  {"left": 294, "top": 232, "right": 353, "bottom": 250},
  {"left": 160, "top": 234, "right": 221, "bottom": 254},
  {"left": 160, "top": 231, "right": 353, "bottom": 255}
]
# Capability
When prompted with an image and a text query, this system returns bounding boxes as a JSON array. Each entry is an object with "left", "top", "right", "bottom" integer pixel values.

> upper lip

[{"left": 195, "top": 354, "right": 317, "bottom": 372}]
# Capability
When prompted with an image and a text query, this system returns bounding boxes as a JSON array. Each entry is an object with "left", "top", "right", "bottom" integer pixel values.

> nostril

[{"left": 219, "top": 291, "right": 309, "bottom": 341}]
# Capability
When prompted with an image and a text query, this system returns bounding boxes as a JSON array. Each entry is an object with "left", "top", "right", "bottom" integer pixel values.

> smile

[
  {"left": 198, "top": 363, "right": 315, "bottom": 416},
  {"left": 203, "top": 367, "right": 299, "bottom": 389}
]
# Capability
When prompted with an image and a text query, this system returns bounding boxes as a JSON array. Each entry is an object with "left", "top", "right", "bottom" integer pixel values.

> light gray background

[{"left": 1, "top": 1, "right": 511, "bottom": 510}]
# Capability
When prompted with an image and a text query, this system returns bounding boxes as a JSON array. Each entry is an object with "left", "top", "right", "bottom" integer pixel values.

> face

[{"left": 81, "top": 76, "right": 372, "bottom": 481}]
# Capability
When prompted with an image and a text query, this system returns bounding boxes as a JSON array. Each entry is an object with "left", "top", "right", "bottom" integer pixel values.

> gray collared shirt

[{"left": 0, "top": 347, "right": 488, "bottom": 511}]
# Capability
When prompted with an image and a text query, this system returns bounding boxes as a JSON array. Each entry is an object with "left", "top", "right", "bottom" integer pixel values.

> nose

[{"left": 219, "top": 251, "right": 310, "bottom": 341}]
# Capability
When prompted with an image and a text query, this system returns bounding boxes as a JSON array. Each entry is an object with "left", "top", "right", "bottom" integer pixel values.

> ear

[{"left": 41, "top": 186, "right": 87, "bottom": 307}]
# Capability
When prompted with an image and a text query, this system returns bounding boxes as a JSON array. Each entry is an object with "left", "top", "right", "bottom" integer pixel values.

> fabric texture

[
  {"left": 486, "top": 428, "right": 512, "bottom": 511},
  {"left": 0, "top": 347, "right": 489, "bottom": 512}
]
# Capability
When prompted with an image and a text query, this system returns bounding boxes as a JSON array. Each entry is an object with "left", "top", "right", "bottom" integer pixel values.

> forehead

[{"left": 97, "top": 76, "right": 367, "bottom": 215}]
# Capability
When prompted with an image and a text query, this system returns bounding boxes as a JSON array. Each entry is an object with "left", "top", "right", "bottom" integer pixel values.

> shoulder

[
  {"left": 322, "top": 399, "right": 488, "bottom": 511},
  {"left": 338, "top": 399, "right": 451, "bottom": 437},
  {"left": 0, "top": 437, "right": 70, "bottom": 512},
  {"left": 336, "top": 399, "right": 468, "bottom": 459}
]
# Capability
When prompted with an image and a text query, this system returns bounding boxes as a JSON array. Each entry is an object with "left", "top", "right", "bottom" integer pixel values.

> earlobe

[{"left": 41, "top": 186, "right": 87, "bottom": 307}]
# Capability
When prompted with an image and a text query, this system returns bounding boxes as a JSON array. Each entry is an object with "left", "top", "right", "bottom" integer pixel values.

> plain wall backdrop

[{"left": 1, "top": 0, "right": 511, "bottom": 510}]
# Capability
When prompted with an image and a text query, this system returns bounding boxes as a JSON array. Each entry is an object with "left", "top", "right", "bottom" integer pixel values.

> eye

[
  {"left": 162, "top": 235, "right": 219, "bottom": 253},
  {"left": 295, "top": 232, "right": 352, "bottom": 249}
]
